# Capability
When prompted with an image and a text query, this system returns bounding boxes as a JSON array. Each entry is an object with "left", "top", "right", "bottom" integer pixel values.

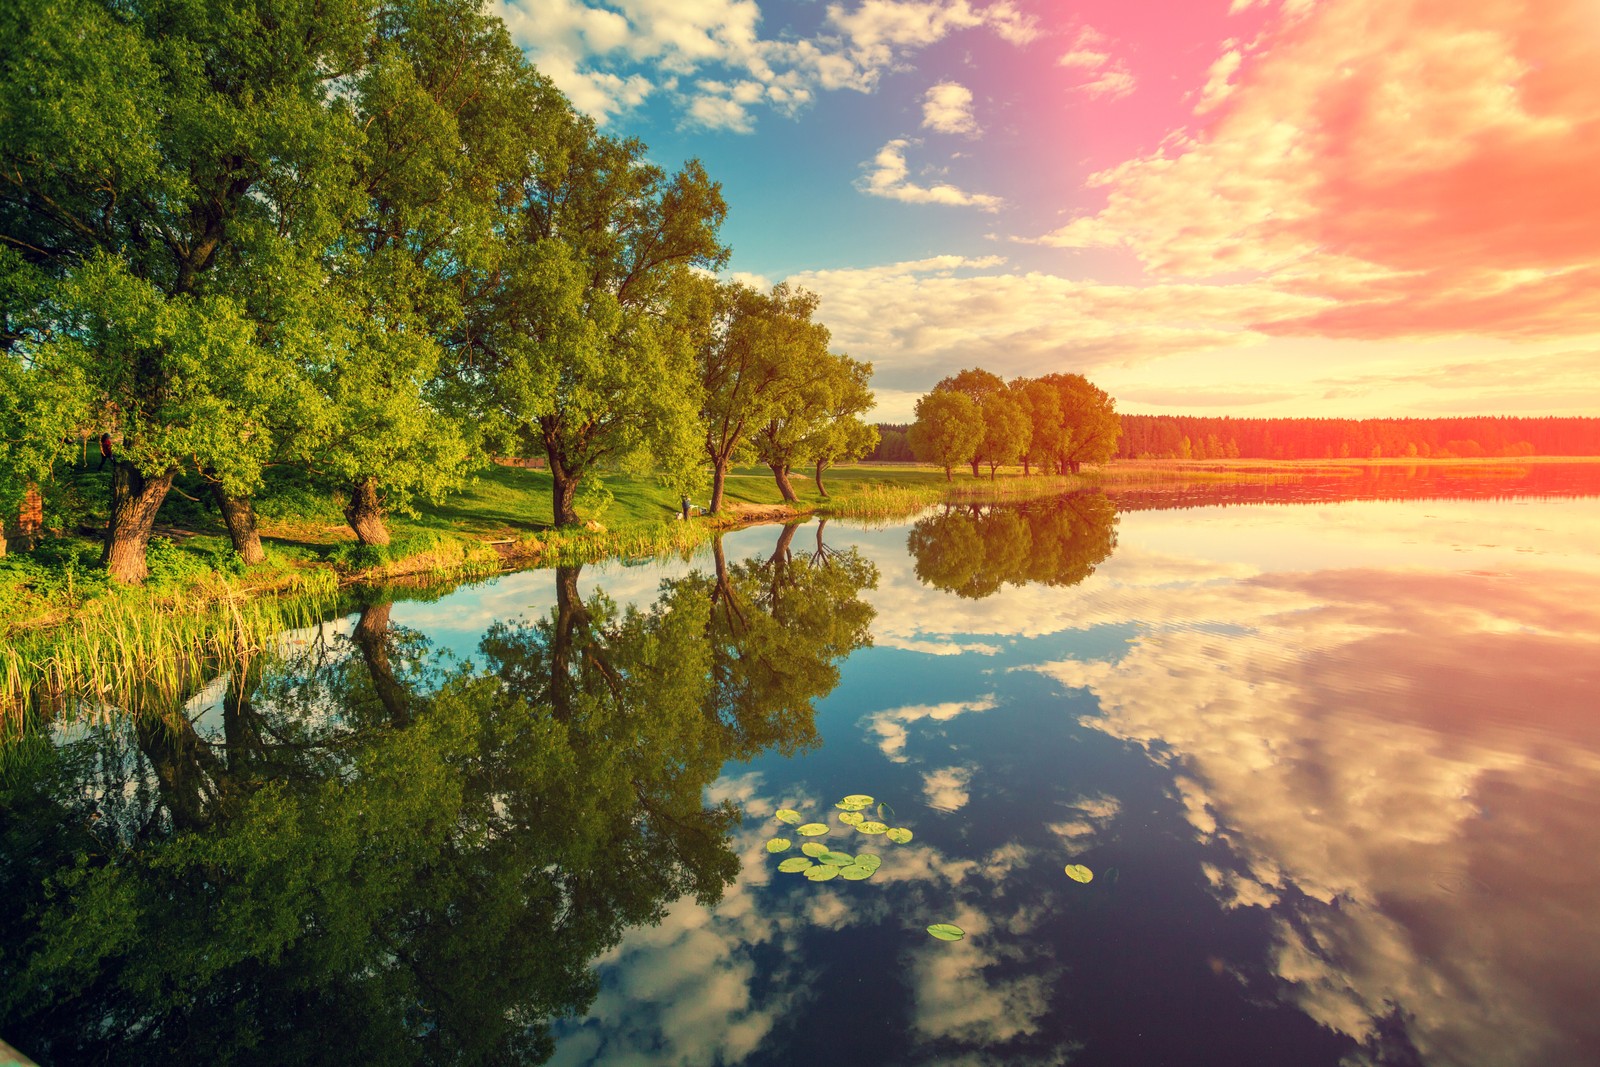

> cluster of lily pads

[
  {"left": 765, "top": 792, "right": 1095, "bottom": 943},
  {"left": 765, "top": 794, "right": 913, "bottom": 884}
]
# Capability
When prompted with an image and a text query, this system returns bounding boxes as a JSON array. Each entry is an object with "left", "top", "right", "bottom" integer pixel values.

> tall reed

[{"left": 0, "top": 584, "right": 329, "bottom": 735}]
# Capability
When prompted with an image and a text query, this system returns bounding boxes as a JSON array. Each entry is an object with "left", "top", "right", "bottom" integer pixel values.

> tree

[
  {"left": 803, "top": 355, "right": 877, "bottom": 498},
  {"left": 697, "top": 282, "right": 833, "bottom": 513},
  {"left": 1012, "top": 377, "right": 1061, "bottom": 476},
  {"left": 976, "top": 389, "right": 1029, "bottom": 479},
  {"left": 908, "top": 493, "right": 1119, "bottom": 598},
  {"left": 471, "top": 116, "right": 728, "bottom": 527},
  {"left": 0, "top": 0, "right": 370, "bottom": 580},
  {"left": 1037, "top": 373, "right": 1121, "bottom": 474},
  {"left": 932, "top": 367, "right": 1005, "bottom": 477},
  {"left": 908, "top": 390, "right": 981, "bottom": 482}
]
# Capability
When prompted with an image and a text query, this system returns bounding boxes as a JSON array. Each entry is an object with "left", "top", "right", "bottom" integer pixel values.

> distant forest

[{"left": 871, "top": 416, "right": 1600, "bottom": 462}]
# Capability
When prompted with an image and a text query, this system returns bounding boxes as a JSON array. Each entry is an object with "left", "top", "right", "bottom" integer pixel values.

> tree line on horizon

[
  {"left": 1113, "top": 415, "right": 1600, "bottom": 460},
  {"left": 880, "top": 369, "right": 1121, "bottom": 479},
  {"left": 0, "top": 0, "right": 874, "bottom": 583},
  {"left": 876, "top": 413, "right": 1600, "bottom": 463}
]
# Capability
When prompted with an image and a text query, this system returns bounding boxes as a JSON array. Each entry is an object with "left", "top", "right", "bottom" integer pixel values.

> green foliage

[
  {"left": 908, "top": 391, "right": 982, "bottom": 479},
  {"left": 908, "top": 493, "right": 1119, "bottom": 599}
]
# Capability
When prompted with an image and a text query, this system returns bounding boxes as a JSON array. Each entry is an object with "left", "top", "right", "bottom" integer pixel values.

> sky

[{"left": 492, "top": 0, "right": 1600, "bottom": 422}]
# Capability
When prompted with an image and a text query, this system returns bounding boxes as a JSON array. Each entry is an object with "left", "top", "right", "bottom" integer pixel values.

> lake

[{"left": 4, "top": 465, "right": 1600, "bottom": 1067}]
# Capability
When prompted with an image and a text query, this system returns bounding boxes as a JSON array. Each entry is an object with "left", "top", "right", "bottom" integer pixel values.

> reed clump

[{"left": 0, "top": 584, "right": 328, "bottom": 734}]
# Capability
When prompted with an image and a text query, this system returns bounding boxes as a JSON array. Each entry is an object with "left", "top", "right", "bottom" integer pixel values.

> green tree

[
  {"left": 1012, "top": 377, "right": 1062, "bottom": 476},
  {"left": 932, "top": 367, "right": 1005, "bottom": 477},
  {"left": 908, "top": 389, "right": 981, "bottom": 482},
  {"left": 802, "top": 354, "right": 878, "bottom": 498},
  {"left": 976, "top": 389, "right": 1029, "bottom": 479},
  {"left": 0, "top": 0, "right": 367, "bottom": 581},
  {"left": 908, "top": 493, "right": 1119, "bottom": 598},
  {"left": 697, "top": 282, "right": 833, "bottom": 513},
  {"left": 470, "top": 117, "right": 728, "bottom": 527},
  {"left": 1038, "top": 373, "right": 1121, "bottom": 474}
]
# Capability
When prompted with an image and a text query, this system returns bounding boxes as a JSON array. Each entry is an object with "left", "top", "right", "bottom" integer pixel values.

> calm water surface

[{"left": 4, "top": 467, "right": 1600, "bottom": 1066}]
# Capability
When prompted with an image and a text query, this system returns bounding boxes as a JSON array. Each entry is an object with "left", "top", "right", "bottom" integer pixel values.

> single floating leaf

[
  {"left": 1065, "top": 864, "right": 1094, "bottom": 883},
  {"left": 926, "top": 923, "right": 965, "bottom": 942},
  {"left": 801, "top": 842, "right": 830, "bottom": 857},
  {"left": 885, "top": 827, "right": 913, "bottom": 844},
  {"left": 854, "top": 853, "right": 882, "bottom": 870},
  {"left": 836, "top": 795, "right": 875, "bottom": 811},
  {"left": 838, "top": 811, "right": 865, "bottom": 826},
  {"left": 797, "top": 823, "right": 829, "bottom": 837},
  {"left": 778, "top": 857, "right": 814, "bottom": 873},
  {"left": 839, "top": 864, "right": 875, "bottom": 880},
  {"left": 856, "top": 821, "right": 889, "bottom": 835},
  {"left": 876, "top": 802, "right": 896, "bottom": 823},
  {"left": 775, "top": 809, "right": 803, "bottom": 825},
  {"left": 804, "top": 865, "right": 841, "bottom": 882},
  {"left": 766, "top": 838, "right": 792, "bottom": 853},
  {"left": 819, "top": 851, "right": 854, "bottom": 867}
]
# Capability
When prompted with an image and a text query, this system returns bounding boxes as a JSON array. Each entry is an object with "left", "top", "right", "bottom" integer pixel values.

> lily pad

[
  {"left": 819, "top": 851, "right": 854, "bottom": 866},
  {"left": 876, "top": 802, "right": 896, "bottom": 823},
  {"left": 1065, "top": 864, "right": 1094, "bottom": 883},
  {"left": 856, "top": 821, "right": 888, "bottom": 835},
  {"left": 836, "top": 794, "right": 875, "bottom": 811},
  {"left": 796, "top": 823, "right": 829, "bottom": 837},
  {"left": 854, "top": 853, "right": 882, "bottom": 870},
  {"left": 838, "top": 810, "right": 865, "bottom": 826},
  {"left": 804, "top": 864, "right": 841, "bottom": 882},
  {"left": 774, "top": 809, "right": 803, "bottom": 825},
  {"left": 778, "top": 857, "right": 814, "bottom": 873},
  {"left": 801, "top": 842, "right": 830, "bottom": 857},
  {"left": 766, "top": 838, "right": 792, "bottom": 853},
  {"left": 926, "top": 923, "right": 965, "bottom": 941},
  {"left": 885, "top": 827, "right": 913, "bottom": 844},
  {"left": 839, "top": 864, "right": 875, "bottom": 880}
]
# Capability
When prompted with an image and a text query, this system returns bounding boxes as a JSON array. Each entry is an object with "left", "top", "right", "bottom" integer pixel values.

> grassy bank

[{"left": 6, "top": 455, "right": 1588, "bottom": 642}]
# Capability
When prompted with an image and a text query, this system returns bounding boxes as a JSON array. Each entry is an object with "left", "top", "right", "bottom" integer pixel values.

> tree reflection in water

[
  {"left": 0, "top": 525, "right": 877, "bottom": 1066},
  {"left": 908, "top": 491, "right": 1118, "bottom": 599}
]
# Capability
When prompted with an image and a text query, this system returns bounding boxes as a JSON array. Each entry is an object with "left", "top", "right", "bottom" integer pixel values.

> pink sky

[{"left": 497, "top": 0, "right": 1600, "bottom": 420}]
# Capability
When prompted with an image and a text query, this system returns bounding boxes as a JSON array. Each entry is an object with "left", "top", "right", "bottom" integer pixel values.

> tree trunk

[
  {"left": 1022, "top": 457, "right": 1031, "bottom": 476},
  {"left": 943, "top": 466, "right": 952, "bottom": 482},
  {"left": 14, "top": 483, "right": 43, "bottom": 552},
  {"left": 710, "top": 458, "right": 728, "bottom": 514},
  {"left": 354, "top": 601, "right": 409, "bottom": 726},
  {"left": 103, "top": 462, "right": 177, "bottom": 584},
  {"left": 550, "top": 461, "right": 581, "bottom": 527},
  {"left": 988, "top": 463, "right": 997, "bottom": 480},
  {"left": 1069, "top": 460, "right": 1082, "bottom": 474},
  {"left": 813, "top": 460, "right": 830, "bottom": 498},
  {"left": 770, "top": 523, "right": 797, "bottom": 566},
  {"left": 344, "top": 477, "right": 390, "bottom": 546},
  {"left": 212, "top": 484, "right": 266, "bottom": 564},
  {"left": 550, "top": 565, "right": 586, "bottom": 720},
  {"left": 770, "top": 462, "right": 798, "bottom": 503},
  {"left": 969, "top": 458, "right": 981, "bottom": 478}
]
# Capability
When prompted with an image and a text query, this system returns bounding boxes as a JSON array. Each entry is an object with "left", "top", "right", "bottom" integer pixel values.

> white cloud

[
  {"left": 495, "top": 0, "right": 1037, "bottom": 129},
  {"left": 922, "top": 80, "right": 982, "bottom": 136},
  {"left": 856, "top": 139, "right": 1005, "bottom": 211},
  {"left": 1058, "top": 26, "right": 1136, "bottom": 101}
]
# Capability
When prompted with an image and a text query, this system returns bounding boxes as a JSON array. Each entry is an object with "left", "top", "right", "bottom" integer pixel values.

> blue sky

[{"left": 493, "top": 0, "right": 1600, "bottom": 422}]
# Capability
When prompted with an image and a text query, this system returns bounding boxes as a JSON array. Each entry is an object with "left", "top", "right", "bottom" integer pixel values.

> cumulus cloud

[
  {"left": 864, "top": 694, "right": 998, "bottom": 761},
  {"left": 496, "top": 0, "right": 1037, "bottom": 128},
  {"left": 1025, "top": 0, "right": 1600, "bottom": 346},
  {"left": 1028, "top": 546, "right": 1600, "bottom": 1066},
  {"left": 856, "top": 139, "right": 1005, "bottom": 211},
  {"left": 780, "top": 255, "right": 1323, "bottom": 415},
  {"left": 922, "top": 80, "right": 982, "bottom": 135}
]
